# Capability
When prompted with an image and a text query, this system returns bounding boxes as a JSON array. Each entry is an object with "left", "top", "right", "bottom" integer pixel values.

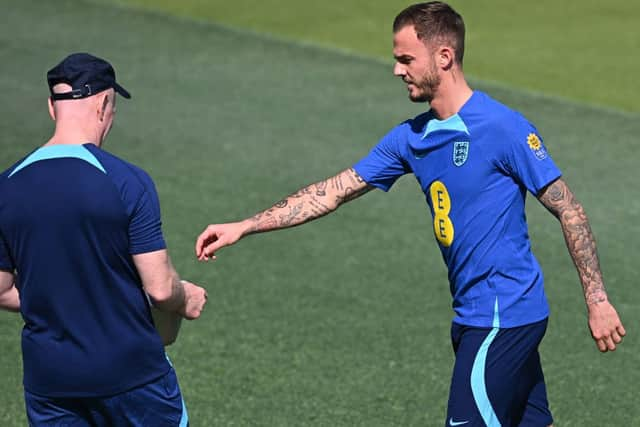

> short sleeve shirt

[
  {"left": 0, "top": 143, "right": 170, "bottom": 397},
  {"left": 354, "top": 91, "right": 561, "bottom": 328}
]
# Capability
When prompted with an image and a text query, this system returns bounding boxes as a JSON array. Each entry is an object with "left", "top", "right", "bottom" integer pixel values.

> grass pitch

[
  {"left": 0, "top": 0, "right": 639, "bottom": 425},
  {"left": 97, "top": 0, "right": 640, "bottom": 113}
]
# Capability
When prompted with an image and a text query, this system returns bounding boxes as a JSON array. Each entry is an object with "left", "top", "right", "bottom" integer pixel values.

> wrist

[
  {"left": 241, "top": 218, "right": 258, "bottom": 235},
  {"left": 176, "top": 279, "right": 189, "bottom": 317},
  {"left": 585, "top": 289, "right": 608, "bottom": 307}
]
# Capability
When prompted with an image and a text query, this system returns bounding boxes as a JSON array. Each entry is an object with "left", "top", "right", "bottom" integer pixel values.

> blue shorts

[
  {"left": 25, "top": 368, "right": 188, "bottom": 427},
  {"left": 446, "top": 318, "right": 553, "bottom": 427}
]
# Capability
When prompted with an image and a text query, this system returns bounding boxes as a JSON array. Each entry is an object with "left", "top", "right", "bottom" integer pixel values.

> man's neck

[
  {"left": 429, "top": 76, "right": 473, "bottom": 120},
  {"left": 45, "top": 123, "right": 100, "bottom": 147}
]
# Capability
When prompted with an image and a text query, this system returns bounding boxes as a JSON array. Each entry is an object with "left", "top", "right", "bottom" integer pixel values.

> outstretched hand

[
  {"left": 588, "top": 301, "right": 625, "bottom": 352},
  {"left": 195, "top": 222, "right": 246, "bottom": 261}
]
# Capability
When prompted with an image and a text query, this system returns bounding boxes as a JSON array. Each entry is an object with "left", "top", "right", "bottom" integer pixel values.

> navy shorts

[
  {"left": 446, "top": 318, "right": 553, "bottom": 427},
  {"left": 25, "top": 368, "right": 188, "bottom": 427}
]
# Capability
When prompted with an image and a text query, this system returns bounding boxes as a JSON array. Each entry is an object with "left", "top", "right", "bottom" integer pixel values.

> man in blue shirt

[
  {"left": 0, "top": 53, "right": 208, "bottom": 426},
  {"left": 194, "top": 2, "right": 625, "bottom": 426}
]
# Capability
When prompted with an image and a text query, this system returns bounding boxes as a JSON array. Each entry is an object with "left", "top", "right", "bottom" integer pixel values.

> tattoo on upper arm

[
  {"left": 538, "top": 179, "right": 568, "bottom": 217},
  {"left": 338, "top": 168, "right": 371, "bottom": 202},
  {"left": 330, "top": 175, "right": 344, "bottom": 192},
  {"left": 538, "top": 179, "right": 607, "bottom": 304},
  {"left": 347, "top": 168, "right": 365, "bottom": 185}
]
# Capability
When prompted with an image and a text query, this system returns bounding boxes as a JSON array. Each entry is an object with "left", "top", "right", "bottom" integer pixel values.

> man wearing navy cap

[{"left": 0, "top": 53, "right": 206, "bottom": 426}]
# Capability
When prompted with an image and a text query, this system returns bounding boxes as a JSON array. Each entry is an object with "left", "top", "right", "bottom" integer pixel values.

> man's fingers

[
  {"left": 203, "top": 239, "right": 228, "bottom": 259},
  {"left": 606, "top": 336, "right": 617, "bottom": 351},
  {"left": 195, "top": 233, "right": 206, "bottom": 256},
  {"left": 195, "top": 228, "right": 214, "bottom": 257},
  {"left": 596, "top": 339, "right": 608, "bottom": 352},
  {"left": 595, "top": 332, "right": 620, "bottom": 352},
  {"left": 617, "top": 324, "right": 626, "bottom": 337},
  {"left": 195, "top": 224, "right": 240, "bottom": 261},
  {"left": 195, "top": 229, "right": 224, "bottom": 261},
  {"left": 611, "top": 330, "right": 623, "bottom": 344}
]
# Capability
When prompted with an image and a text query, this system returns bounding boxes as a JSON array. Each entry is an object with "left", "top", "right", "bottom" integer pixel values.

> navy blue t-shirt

[
  {"left": 354, "top": 91, "right": 562, "bottom": 328},
  {"left": 0, "top": 143, "right": 170, "bottom": 397}
]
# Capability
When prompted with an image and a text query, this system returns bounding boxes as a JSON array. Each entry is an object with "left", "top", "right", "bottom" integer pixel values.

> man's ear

[
  {"left": 438, "top": 46, "right": 454, "bottom": 70},
  {"left": 47, "top": 97, "right": 56, "bottom": 121},
  {"left": 98, "top": 93, "right": 110, "bottom": 121}
]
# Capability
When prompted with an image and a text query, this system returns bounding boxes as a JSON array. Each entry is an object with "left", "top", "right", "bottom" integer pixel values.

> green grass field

[
  {"left": 0, "top": 0, "right": 639, "bottom": 425},
  {"left": 97, "top": 0, "right": 640, "bottom": 113}
]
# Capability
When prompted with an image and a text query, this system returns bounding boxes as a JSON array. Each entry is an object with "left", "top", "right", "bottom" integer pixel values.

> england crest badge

[{"left": 453, "top": 141, "right": 469, "bottom": 166}]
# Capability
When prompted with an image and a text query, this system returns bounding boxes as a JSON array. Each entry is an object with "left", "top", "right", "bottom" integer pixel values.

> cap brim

[{"left": 113, "top": 82, "right": 131, "bottom": 99}]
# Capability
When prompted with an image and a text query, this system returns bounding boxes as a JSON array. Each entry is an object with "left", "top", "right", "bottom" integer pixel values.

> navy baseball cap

[{"left": 47, "top": 53, "right": 131, "bottom": 101}]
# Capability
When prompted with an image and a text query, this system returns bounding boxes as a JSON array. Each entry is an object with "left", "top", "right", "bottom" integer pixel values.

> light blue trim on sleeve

[
  {"left": 8, "top": 144, "right": 106, "bottom": 178},
  {"left": 470, "top": 298, "right": 501, "bottom": 427},
  {"left": 422, "top": 113, "right": 470, "bottom": 139}
]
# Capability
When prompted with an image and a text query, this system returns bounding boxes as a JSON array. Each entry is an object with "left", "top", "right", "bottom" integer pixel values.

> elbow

[{"left": 323, "top": 197, "right": 341, "bottom": 214}]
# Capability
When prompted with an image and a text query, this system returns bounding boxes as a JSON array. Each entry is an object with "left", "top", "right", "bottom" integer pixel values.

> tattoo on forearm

[
  {"left": 249, "top": 211, "right": 277, "bottom": 232},
  {"left": 291, "top": 188, "right": 311, "bottom": 198},
  {"left": 308, "top": 197, "right": 332, "bottom": 216},
  {"left": 278, "top": 203, "right": 303, "bottom": 226},
  {"left": 315, "top": 181, "right": 327, "bottom": 196},
  {"left": 539, "top": 179, "right": 607, "bottom": 305},
  {"left": 248, "top": 168, "right": 371, "bottom": 233}
]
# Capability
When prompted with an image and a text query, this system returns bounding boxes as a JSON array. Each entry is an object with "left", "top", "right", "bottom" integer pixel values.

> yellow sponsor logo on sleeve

[{"left": 527, "top": 133, "right": 541, "bottom": 150}]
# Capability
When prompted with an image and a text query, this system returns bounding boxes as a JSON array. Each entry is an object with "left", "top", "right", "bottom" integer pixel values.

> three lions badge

[{"left": 453, "top": 141, "right": 469, "bottom": 167}]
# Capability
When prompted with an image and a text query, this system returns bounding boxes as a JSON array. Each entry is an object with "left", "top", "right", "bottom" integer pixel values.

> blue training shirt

[
  {"left": 0, "top": 143, "right": 171, "bottom": 397},
  {"left": 354, "top": 91, "right": 562, "bottom": 328}
]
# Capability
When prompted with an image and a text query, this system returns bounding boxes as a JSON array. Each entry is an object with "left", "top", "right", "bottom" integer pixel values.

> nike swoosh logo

[{"left": 449, "top": 418, "right": 469, "bottom": 426}]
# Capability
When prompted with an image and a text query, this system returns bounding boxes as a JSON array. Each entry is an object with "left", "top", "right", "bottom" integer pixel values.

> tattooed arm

[
  {"left": 195, "top": 167, "right": 373, "bottom": 259},
  {"left": 537, "top": 178, "right": 625, "bottom": 352}
]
